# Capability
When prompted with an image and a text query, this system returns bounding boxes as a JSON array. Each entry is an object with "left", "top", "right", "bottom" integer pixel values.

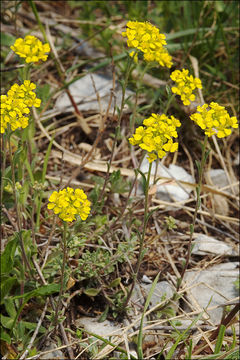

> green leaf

[
  {"left": 108, "top": 278, "right": 121, "bottom": 288},
  {"left": 166, "top": 27, "right": 216, "bottom": 41},
  {"left": 83, "top": 288, "right": 101, "bottom": 297},
  {"left": 0, "top": 32, "right": 15, "bottom": 46},
  {"left": 190, "top": 223, "right": 194, "bottom": 235},
  {"left": 0, "top": 329, "right": 11, "bottom": 344},
  {"left": 1, "top": 315, "right": 14, "bottom": 329},
  {"left": 12, "top": 283, "right": 60, "bottom": 302},
  {"left": 135, "top": 168, "right": 147, "bottom": 194},
  {"left": 22, "top": 321, "right": 45, "bottom": 333},
  {"left": 17, "top": 320, "right": 25, "bottom": 340},
  {"left": 0, "top": 237, "right": 18, "bottom": 274},
  {"left": 98, "top": 305, "right": 109, "bottom": 323},
  {"left": 0, "top": 277, "right": 17, "bottom": 304},
  {"left": 214, "top": 324, "right": 226, "bottom": 354},
  {"left": 10, "top": 283, "right": 60, "bottom": 334},
  {"left": 4, "top": 298, "right": 17, "bottom": 318}
]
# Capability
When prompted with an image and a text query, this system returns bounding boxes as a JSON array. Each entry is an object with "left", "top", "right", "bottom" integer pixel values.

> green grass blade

[
  {"left": 214, "top": 324, "right": 226, "bottom": 354},
  {"left": 137, "top": 272, "right": 160, "bottom": 359},
  {"left": 165, "top": 312, "right": 203, "bottom": 360}
]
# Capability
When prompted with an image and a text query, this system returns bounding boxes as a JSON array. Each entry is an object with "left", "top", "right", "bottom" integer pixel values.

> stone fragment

[
  {"left": 131, "top": 281, "right": 175, "bottom": 308},
  {"left": 140, "top": 156, "right": 195, "bottom": 202},
  {"left": 192, "top": 234, "right": 236, "bottom": 256},
  {"left": 75, "top": 317, "right": 121, "bottom": 338},
  {"left": 55, "top": 73, "right": 133, "bottom": 114}
]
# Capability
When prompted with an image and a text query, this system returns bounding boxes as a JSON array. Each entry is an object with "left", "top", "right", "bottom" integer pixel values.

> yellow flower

[
  {"left": 11, "top": 35, "right": 50, "bottom": 63},
  {"left": 170, "top": 69, "right": 202, "bottom": 106},
  {"left": 129, "top": 113, "right": 181, "bottom": 162},
  {"left": 190, "top": 102, "right": 238, "bottom": 138},
  {"left": 1, "top": 81, "right": 41, "bottom": 133},
  {"left": 122, "top": 21, "right": 172, "bottom": 68},
  {"left": 48, "top": 187, "right": 91, "bottom": 222}
]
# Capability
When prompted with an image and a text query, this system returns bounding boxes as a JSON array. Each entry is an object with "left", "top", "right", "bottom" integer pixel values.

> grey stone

[
  {"left": 207, "top": 169, "right": 229, "bottom": 189},
  {"left": 140, "top": 156, "right": 195, "bottom": 202},
  {"left": 55, "top": 73, "right": 134, "bottom": 114},
  {"left": 192, "top": 234, "right": 236, "bottom": 256},
  {"left": 75, "top": 317, "right": 121, "bottom": 338},
  {"left": 184, "top": 262, "right": 239, "bottom": 324},
  {"left": 131, "top": 281, "right": 175, "bottom": 308}
]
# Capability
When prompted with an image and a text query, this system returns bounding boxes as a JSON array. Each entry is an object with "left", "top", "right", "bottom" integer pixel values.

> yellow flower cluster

[
  {"left": 48, "top": 187, "right": 91, "bottom": 222},
  {"left": 122, "top": 21, "right": 172, "bottom": 68},
  {"left": 129, "top": 113, "right": 181, "bottom": 162},
  {"left": 11, "top": 35, "right": 50, "bottom": 63},
  {"left": 170, "top": 69, "right": 202, "bottom": 106},
  {"left": 1, "top": 80, "right": 41, "bottom": 133},
  {"left": 190, "top": 102, "right": 238, "bottom": 138}
]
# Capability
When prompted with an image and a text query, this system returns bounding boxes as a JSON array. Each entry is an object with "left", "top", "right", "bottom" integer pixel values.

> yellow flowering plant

[
  {"left": 1, "top": 80, "right": 41, "bottom": 134},
  {"left": 47, "top": 187, "right": 91, "bottom": 222},
  {"left": 124, "top": 113, "right": 181, "bottom": 310},
  {"left": 47, "top": 187, "right": 91, "bottom": 325},
  {"left": 190, "top": 102, "right": 238, "bottom": 138},
  {"left": 10, "top": 35, "right": 50, "bottom": 63},
  {"left": 122, "top": 21, "right": 172, "bottom": 68},
  {"left": 170, "top": 68, "right": 202, "bottom": 106},
  {"left": 129, "top": 113, "right": 181, "bottom": 162}
]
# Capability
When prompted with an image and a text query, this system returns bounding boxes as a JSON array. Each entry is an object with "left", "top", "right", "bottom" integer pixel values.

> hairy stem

[
  {"left": 7, "top": 131, "right": 33, "bottom": 275},
  {"left": 54, "top": 221, "right": 68, "bottom": 328},
  {"left": 177, "top": 135, "right": 208, "bottom": 290},
  {"left": 123, "top": 161, "right": 152, "bottom": 309}
]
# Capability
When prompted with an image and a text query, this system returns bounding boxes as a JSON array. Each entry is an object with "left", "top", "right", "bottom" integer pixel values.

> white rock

[
  {"left": 207, "top": 169, "right": 228, "bottom": 189},
  {"left": 142, "top": 274, "right": 152, "bottom": 284},
  {"left": 75, "top": 317, "right": 121, "bottom": 339},
  {"left": 140, "top": 156, "right": 195, "bottom": 202},
  {"left": 192, "top": 234, "right": 236, "bottom": 256},
  {"left": 55, "top": 73, "right": 133, "bottom": 113},
  {"left": 131, "top": 281, "right": 175, "bottom": 308},
  {"left": 184, "top": 262, "right": 239, "bottom": 324}
]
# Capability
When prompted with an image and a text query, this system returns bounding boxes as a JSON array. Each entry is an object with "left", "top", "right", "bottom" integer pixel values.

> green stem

[
  {"left": 164, "top": 93, "right": 176, "bottom": 114},
  {"left": 7, "top": 130, "right": 33, "bottom": 276},
  {"left": 130, "top": 62, "right": 151, "bottom": 134},
  {"left": 28, "top": 0, "right": 48, "bottom": 43},
  {"left": 122, "top": 161, "right": 153, "bottom": 309},
  {"left": 0, "top": 135, "right": 7, "bottom": 207},
  {"left": 54, "top": 221, "right": 68, "bottom": 328},
  {"left": 177, "top": 134, "right": 208, "bottom": 290}
]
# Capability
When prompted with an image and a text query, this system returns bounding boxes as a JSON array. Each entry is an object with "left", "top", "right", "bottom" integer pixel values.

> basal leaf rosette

[
  {"left": 170, "top": 69, "right": 202, "bottom": 106},
  {"left": 11, "top": 35, "right": 50, "bottom": 63},
  {"left": 190, "top": 102, "right": 238, "bottom": 138},
  {"left": 129, "top": 113, "right": 181, "bottom": 163},
  {"left": 1, "top": 81, "right": 41, "bottom": 134},
  {"left": 48, "top": 187, "right": 91, "bottom": 222},
  {"left": 122, "top": 21, "right": 172, "bottom": 68}
]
